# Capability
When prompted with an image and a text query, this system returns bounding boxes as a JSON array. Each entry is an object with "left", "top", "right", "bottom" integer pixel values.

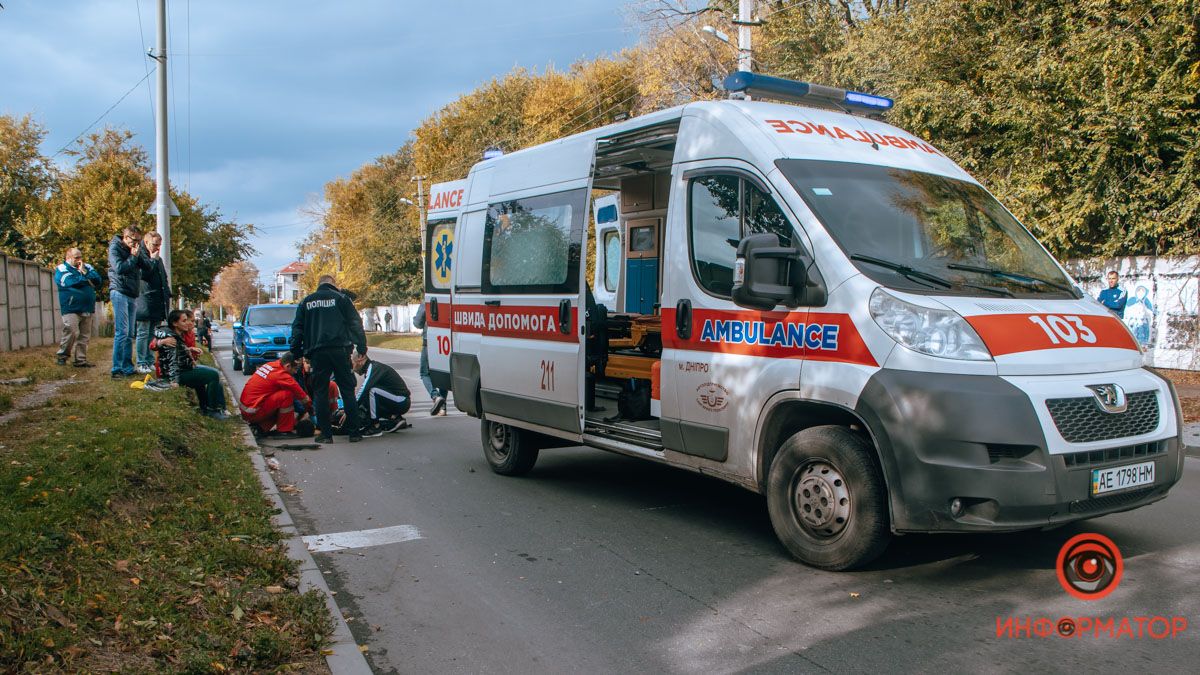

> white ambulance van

[
  {"left": 422, "top": 179, "right": 467, "bottom": 396},
  {"left": 446, "top": 73, "right": 1185, "bottom": 570}
]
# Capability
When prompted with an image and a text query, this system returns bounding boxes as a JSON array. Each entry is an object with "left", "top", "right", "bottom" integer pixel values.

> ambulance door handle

[
  {"left": 484, "top": 300, "right": 501, "bottom": 306},
  {"left": 558, "top": 299, "right": 571, "bottom": 335},
  {"left": 430, "top": 297, "right": 439, "bottom": 322},
  {"left": 676, "top": 299, "right": 692, "bottom": 339}
]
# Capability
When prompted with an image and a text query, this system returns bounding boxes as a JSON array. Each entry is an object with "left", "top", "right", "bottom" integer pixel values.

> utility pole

[
  {"left": 153, "top": 0, "right": 172, "bottom": 281},
  {"left": 411, "top": 175, "right": 427, "bottom": 279},
  {"left": 737, "top": 0, "right": 755, "bottom": 74}
]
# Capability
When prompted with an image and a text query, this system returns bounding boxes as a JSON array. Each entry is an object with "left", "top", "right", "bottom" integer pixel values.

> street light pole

[
  {"left": 154, "top": 0, "right": 171, "bottom": 281},
  {"left": 410, "top": 175, "right": 427, "bottom": 283}
]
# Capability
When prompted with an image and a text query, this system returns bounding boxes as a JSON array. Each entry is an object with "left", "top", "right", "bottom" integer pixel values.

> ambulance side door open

[
  {"left": 464, "top": 139, "right": 595, "bottom": 436},
  {"left": 592, "top": 194, "right": 621, "bottom": 313},
  {"left": 424, "top": 179, "right": 467, "bottom": 396}
]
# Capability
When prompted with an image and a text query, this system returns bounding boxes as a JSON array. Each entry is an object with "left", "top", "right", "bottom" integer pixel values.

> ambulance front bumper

[{"left": 855, "top": 369, "right": 1185, "bottom": 533}]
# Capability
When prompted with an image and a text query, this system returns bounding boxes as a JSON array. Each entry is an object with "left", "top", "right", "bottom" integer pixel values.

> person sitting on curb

[
  {"left": 53, "top": 246, "right": 103, "bottom": 367},
  {"left": 239, "top": 352, "right": 311, "bottom": 438},
  {"left": 155, "top": 309, "right": 229, "bottom": 419},
  {"left": 350, "top": 350, "right": 411, "bottom": 437}
]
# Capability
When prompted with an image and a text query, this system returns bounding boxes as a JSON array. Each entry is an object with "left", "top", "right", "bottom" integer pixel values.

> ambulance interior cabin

[{"left": 584, "top": 122, "right": 678, "bottom": 442}]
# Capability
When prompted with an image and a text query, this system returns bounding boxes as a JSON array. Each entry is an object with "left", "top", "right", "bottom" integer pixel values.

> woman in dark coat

[
  {"left": 155, "top": 309, "right": 228, "bottom": 419},
  {"left": 134, "top": 232, "right": 171, "bottom": 373}
]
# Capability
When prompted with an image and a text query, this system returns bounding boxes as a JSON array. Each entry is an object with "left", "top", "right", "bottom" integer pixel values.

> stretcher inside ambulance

[{"left": 442, "top": 73, "right": 1184, "bottom": 570}]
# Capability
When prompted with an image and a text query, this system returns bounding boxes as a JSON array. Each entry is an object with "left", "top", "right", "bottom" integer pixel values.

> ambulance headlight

[{"left": 869, "top": 288, "right": 991, "bottom": 361}]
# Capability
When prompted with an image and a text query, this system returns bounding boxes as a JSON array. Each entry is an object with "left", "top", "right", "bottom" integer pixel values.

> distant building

[{"left": 273, "top": 261, "right": 308, "bottom": 303}]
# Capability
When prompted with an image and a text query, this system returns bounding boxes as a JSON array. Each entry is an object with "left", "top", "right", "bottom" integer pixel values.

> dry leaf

[
  {"left": 114, "top": 560, "right": 130, "bottom": 572},
  {"left": 849, "top": 592, "right": 860, "bottom": 598},
  {"left": 264, "top": 585, "right": 284, "bottom": 594},
  {"left": 358, "top": 645, "right": 369, "bottom": 653},
  {"left": 129, "top": 577, "right": 141, "bottom": 586},
  {"left": 232, "top": 606, "right": 244, "bottom": 621}
]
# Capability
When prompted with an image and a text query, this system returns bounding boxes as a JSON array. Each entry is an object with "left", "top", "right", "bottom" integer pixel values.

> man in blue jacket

[
  {"left": 54, "top": 247, "right": 103, "bottom": 367},
  {"left": 107, "top": 226, "right": 149, "bottom": 378},
  {"left": 1098, "top": 270, "right": 1128, "bottom": 319}
]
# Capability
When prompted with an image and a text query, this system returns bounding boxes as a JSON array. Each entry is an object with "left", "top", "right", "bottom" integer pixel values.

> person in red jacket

[{"left": 239, "top": 352, "right": 311, "bottom": 436}]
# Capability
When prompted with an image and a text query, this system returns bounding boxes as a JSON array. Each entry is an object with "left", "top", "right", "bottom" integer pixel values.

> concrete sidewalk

[{"left": 1185, "top": 421, "right": 1200, "bottom": 458}]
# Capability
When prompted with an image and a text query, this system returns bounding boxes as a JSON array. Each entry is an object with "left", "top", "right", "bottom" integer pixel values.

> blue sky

[{"left": 0, "top": 0, "right": 641, "bottom": 289}]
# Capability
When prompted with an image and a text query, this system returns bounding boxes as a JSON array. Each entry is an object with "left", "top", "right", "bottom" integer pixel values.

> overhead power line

[{"left": 53, "top": 70, "right": 155, "bottom": 157}]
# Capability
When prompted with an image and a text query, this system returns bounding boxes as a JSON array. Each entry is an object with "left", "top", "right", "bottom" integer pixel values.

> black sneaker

[
  {"left": 430, "top": 395, "right": 446, "bottom": 416},
  {"left": 360, "top": 425, "right": 384, "bottom": 438},
  {"left": 73, "top": 361, "right": 96, "bottom": 368},
  {"left": 348, "top": 433, "right": 363, "bottom": 443},
  {"left": 383, "top": 417, "right": 409, "bottom": 433},
  {"left": 314, "top": 434, "right": 333, "bottom": 443}
]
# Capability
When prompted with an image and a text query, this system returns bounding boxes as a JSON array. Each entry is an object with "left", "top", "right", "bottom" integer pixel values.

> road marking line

[{"left": 303, "top": 524, "right": 422, "bottom": 552}]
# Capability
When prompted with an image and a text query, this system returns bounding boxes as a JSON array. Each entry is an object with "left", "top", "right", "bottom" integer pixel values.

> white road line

[{"left": 302, "top": 524, "right": 422, "bottom": 552}]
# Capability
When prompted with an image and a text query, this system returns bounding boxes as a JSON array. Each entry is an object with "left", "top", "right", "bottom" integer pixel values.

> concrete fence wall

[
  {"left": 1067, "top": 255, "right": 1200, "bottom": 371},
  {"left": 0, "top": 254, "right": 60, "bottom": 352}
]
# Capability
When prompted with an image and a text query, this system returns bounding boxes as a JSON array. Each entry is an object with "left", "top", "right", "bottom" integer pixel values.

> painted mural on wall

[{"left": 1067, "top": 256, "right": 1199, "bottom": 371}]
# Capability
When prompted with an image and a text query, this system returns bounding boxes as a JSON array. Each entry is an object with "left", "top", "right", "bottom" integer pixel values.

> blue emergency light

[{"left": 723, "top": 72, "right": 893, "bottom": 113}]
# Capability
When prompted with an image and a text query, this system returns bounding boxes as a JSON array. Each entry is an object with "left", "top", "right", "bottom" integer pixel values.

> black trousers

[{"left": 308, "top": 346, "right": 359, "bottom": 437}]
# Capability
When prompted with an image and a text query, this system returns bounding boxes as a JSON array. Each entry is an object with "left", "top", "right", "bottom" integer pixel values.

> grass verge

[
  {"left": 0, "top": 340, "right": 332, "bottom": 672},
  {"left": 365, "top": 332, "right": 422, "bottom": 352}
]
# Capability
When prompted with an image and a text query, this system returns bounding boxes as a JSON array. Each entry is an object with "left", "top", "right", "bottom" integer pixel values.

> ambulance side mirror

[{"left": 732, "top": 233, "right": 803, "bottom": 310}]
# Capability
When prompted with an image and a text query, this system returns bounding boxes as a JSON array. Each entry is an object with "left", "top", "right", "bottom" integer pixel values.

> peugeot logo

[{"left": 1085, "top": 384, "right": 1127, "bottom": 414}]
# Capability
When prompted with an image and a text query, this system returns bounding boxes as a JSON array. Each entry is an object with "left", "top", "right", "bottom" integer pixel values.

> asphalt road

[{"left": 212, "top": 330, "right": 1200, "bottom": 674}]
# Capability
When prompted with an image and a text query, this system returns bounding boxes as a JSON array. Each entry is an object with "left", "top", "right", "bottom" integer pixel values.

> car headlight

[
  {"left": 248, "top": 337, "right": 271, "bottom": 345},
  {"left": 869, "top": 288, "right": 991, "bottom": 361}
]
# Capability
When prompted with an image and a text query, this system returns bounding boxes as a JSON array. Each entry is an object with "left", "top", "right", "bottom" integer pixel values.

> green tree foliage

[
  {"left": 9, "top": 126, "right": 253, "bottom": 299},
  {"left": 0, "top": 115, "right": 58, "bottom": 259},
  {"left": 313, "top": 0, "right": 1197, "bottom": 302}
]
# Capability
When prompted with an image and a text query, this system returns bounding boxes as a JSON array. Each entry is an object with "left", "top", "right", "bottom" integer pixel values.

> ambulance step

[{"left": 584, "top": 418, "right": 663, "bottom": 450}]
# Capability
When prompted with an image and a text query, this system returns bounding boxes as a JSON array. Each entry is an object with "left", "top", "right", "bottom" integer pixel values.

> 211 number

[{"left": 540, "top": 359, "right": 555, "bottom": 391}]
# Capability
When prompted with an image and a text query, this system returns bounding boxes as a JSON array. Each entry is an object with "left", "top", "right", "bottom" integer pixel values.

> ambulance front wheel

[
  {"left": 767, "top": 426, "right": 890, "bottom": 571},
  {"left": 482, "top": 420, "right": 540, "bottom": 476}
]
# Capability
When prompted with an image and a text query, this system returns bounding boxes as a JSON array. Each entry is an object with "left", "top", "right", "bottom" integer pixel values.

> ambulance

[
  {"left": 436, "top": 73, "right": 1185, "bottom": 570},
  {"left": 422, "top": 179, "right": 467, "bottom": 397}
]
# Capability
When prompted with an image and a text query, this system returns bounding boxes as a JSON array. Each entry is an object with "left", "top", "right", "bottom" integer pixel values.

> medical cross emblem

[{"left": 434, "top": 231, "right": 453, "bottom": 283}]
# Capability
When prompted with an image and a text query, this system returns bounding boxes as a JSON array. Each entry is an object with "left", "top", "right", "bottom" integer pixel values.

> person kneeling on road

[
  {"left": 351, "top": 350, "right": 411, "bottom": 437},
  {"left": 240, "top": 352, "right": 311, "bottom": 437},
  {"left": 155, "top": 309, "right": 229, "bottom": 419}
]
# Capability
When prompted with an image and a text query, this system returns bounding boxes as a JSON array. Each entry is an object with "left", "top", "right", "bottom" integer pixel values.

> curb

[{"left": 214, "top": 352, "right": 372, "bottom": 674}]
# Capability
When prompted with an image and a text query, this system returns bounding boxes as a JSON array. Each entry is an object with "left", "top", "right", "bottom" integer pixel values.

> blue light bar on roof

[{"left": 723, "top": 71, "right": 893, "bottom": 112}]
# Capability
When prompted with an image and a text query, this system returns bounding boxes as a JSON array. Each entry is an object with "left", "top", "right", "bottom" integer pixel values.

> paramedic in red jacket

[{"left": 239, "top": 352, "right": 311, "bottom": 435}]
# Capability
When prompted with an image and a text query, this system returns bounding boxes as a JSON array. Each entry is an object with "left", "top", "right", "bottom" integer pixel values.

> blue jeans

[
  {"left": 110, "top": 291, "right": 137, "bottom": 374},
  {"left": 135, "top": 320, "right": 154, "bottom": 368}
]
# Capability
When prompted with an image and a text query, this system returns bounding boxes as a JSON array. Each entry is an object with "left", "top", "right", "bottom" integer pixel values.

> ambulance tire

[
  {"left": 767, "top": 426, "right": 890, "bottom": 571},
  {"left": 481, "top": 420, "right": 540, "bottom": 476}
]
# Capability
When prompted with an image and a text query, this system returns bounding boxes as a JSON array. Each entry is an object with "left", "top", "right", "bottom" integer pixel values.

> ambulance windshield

[{"left": 778, "top": 160, "right": 1078, "bottom": 298}]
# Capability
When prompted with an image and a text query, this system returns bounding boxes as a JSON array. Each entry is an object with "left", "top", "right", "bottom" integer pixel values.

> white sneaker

[
  {"left": 430, "top": 395, "right": 446, "bottom": 416},
  {"left": 135, "top": 365, "right": 154, "bottom": 374}
]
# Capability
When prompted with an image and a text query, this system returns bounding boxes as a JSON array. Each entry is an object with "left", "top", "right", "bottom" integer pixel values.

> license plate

[{"left": 1091, "top": 461, "right": 1155, "bottom": 496}]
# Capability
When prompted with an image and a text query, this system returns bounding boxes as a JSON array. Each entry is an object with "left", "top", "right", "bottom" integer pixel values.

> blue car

[{"left": 232, "top": 304, "right": 297, "bottom": 375}]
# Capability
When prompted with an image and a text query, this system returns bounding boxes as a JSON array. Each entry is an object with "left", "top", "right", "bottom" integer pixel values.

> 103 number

[{"left": 1028, "top": 315, "right": 1097, "bottom": 345}]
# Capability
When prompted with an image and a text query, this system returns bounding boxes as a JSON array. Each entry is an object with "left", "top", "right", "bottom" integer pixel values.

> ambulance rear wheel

[
  {"left": 767, "top": 425, "right": 890, "bottom": 571},
  {"left": 482, "top": 420, "right": 539, "bottom": 476}
]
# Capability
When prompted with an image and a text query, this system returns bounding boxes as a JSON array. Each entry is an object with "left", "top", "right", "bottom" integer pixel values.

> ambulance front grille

[
  {"left": 1045, "top": 391, "right": 1159, "bottom": 444},
  {"left": 1061, "top": 441, "right": 1165, "bottom": 468}
]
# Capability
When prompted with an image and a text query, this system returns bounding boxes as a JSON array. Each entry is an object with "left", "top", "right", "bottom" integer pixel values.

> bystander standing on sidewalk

[
  {"left": 53, "top": 247, "right": 102, "bottom": 367},
  {"left": 290, "top": 274, "right": 366, "bottom": 443},
  {"left": 107, "top": 226, "right": 149, "bottom": 378},
  {"left": 135, "top": 231, "right": 171, "bottom": 374},
  {"left": 1098, "top": 270, "right": 1128, "bottom": 318}
]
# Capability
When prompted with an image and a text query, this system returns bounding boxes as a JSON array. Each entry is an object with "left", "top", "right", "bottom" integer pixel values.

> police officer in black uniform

[{"left": 289, "top": 274, "right": 367, "bottom": 443}]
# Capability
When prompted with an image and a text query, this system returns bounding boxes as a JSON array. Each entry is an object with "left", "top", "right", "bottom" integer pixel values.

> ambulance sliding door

[{"left": 475, "top": 139, "right": 595, "bottom": 436}]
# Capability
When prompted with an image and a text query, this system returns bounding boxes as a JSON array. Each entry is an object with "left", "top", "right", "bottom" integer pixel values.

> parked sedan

[{"left": 232, "top": 304, "right": 297, "bottom": 375}]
